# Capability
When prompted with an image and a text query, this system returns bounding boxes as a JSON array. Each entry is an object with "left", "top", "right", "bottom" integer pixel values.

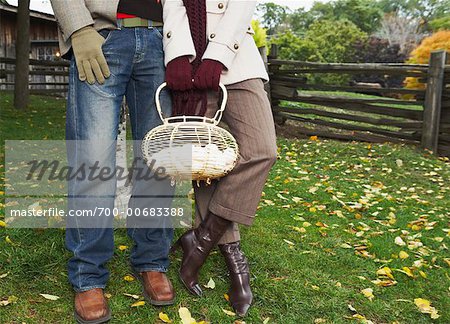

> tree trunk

[{"left": 14, "top": 0, "right": 31, "bottom": 110}]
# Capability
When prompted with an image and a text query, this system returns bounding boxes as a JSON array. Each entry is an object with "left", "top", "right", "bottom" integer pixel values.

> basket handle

[{"left": 155, "top": 82, "right": 228, "bottom": 124}]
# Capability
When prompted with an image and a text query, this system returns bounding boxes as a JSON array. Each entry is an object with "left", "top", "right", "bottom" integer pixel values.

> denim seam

[
  {"left": 133, "top": 79, "right": 138, "bottom": 142},
  {"left": 70, "top": 60, "right": 85, "bottom": 291},
  {"left": 132, "top": 266, "right": 168, "bottom": 273},
  {"left": 73, "top": 285, "right": 106, "bottom": 293}
]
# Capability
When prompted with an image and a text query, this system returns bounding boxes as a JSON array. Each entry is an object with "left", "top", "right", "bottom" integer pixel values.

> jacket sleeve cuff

[
  {"left": 62, "top": 19, "right": 95, "bottom": 42},
  {"left": 54, "top": 4, "right": 94, "bottom": 42},
  {"left": 202, "top": 41, "right": 236, "bottom": 70}
]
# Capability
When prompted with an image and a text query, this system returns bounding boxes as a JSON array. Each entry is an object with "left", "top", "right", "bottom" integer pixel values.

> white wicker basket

[{"left": 141, "top": 83, "right": 239, "bottom": 182}]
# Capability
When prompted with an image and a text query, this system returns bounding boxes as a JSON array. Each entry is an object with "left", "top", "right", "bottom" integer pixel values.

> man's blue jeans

[{"left": 65, "top": 26, "right": 173, "bottom": 292}]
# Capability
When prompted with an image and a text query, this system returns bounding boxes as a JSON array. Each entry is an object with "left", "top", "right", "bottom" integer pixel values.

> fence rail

[
  {"left": 268, "top": 46, "right": 450, "bottom": 157},
  {"left": 0, "top": 57, "right": 69, "bottom": 94}
]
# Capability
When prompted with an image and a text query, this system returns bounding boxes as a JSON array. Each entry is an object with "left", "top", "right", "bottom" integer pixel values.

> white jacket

[{"left": 162, "top": 0, "right": 269, "bottom": 85}]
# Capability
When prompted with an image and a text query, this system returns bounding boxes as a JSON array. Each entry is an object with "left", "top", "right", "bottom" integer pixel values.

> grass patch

[{"left": 1, "top": 93, "right": 449, "bottom": 323}]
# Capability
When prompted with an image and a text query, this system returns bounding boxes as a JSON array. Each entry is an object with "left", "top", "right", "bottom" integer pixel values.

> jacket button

[
  {"left": 218, "top": 3, "right": 224, "bottom": 9},
  {"left": 234, "top": 43, "right": 239, "bottom": 50},
  {"left": 210, "top": 33, "right": 216, "bottom": 39},
  {"left": 166, "top": 31, "right": 172, "bottom": 38}
]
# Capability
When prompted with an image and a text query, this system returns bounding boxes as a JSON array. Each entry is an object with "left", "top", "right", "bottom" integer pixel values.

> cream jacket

[{"left": 162, "top": 0, "right": 268, "bottom": 85}]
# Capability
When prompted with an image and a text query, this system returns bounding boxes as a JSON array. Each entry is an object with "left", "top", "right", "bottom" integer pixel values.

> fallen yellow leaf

[
  {"left": 283, "top": 239, "right": 295, "bottom": 246},
  {"left": 123, "top": 275, "right": 135, "bottom": 282},
  {"left": 371, "top": 279, "right": 397, "bottom": 287},
  {"left": 118, "top": 245, "right": 128, "bottom": 251},
  {"left": 396, "top": 267, "right": 414, "bottom": 278},
  {"left": 0, "top": 220, "right": 6, "bottom": 228},
  {"left": 291, "top": 226, "right": 307, "bottom": 233},
  {"left": 131, "top": 300, "right": 145, "bottom": 307},
  {"left": 361, "top": 288, "right": 374, "bottom": 301},
  {"left": 204, "top": 277, "right": 216, "bottom": 289},
  {"left": 123, "top": 293, "right": 139, "bottom": 299},
  {"left": 179, "top": 307, "right": 196, "bottom": 324},
  {"left": 376, "top": 267, "right": 394, "bottom": 279},
  {"left": 394, "top": 236, "right": 406, "bottom": 246},
  {"left": 222, "top": 308, "right": 236, "bottom": 316},
  {"left": 0, "top": 295, "right": 18, "bottom": 306},
  {"left": 159, "top": 312, "right": 172, "bottom": 323},
  {"left": 414, "top": 298, "right": 440, "bottom": 319},
  {"left": 411, "top": 224, "right": 421, "bottom": 231},
  {"left": 399, "top": 251, "right": 409, "bottom": 259},
  {"left": 444, "top": 258, "right": 450, "bottom": 267},
  {"left": 39, "top": 293, "right": 59, "bottom": 301}
]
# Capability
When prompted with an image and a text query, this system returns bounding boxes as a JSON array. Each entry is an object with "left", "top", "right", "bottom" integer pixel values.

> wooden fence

[
  {"left": 268, "top": 47, "right": 450, "bottom": 157},
  {"left": 0, "top": 57, "right": 69, "bottom": 95}
]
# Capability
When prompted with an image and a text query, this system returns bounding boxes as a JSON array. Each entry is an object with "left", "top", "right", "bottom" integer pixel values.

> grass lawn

[{"left": 1, "top": 92, "right": 449, "bottom": 323}]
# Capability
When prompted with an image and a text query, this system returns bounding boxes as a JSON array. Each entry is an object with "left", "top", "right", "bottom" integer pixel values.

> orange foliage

[{"left": 404, "top": 31, "right": 450, "bottom": 91}]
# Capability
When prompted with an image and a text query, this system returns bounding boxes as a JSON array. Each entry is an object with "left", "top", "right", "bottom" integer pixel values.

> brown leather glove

[
  {"left": 71, "top": 26, "right": 111, "bottom": 84},
  {"left": 165, "top": 56, "right": 193, "bottom": 91},
  {"left": 193, "top": 59, "right": 224, "bottom": 91}
]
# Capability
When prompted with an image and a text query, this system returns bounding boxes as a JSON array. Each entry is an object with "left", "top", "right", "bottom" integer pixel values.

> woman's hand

[
  {"left": 193, "top": 59, "right": 224, "bottom": 91},
  {"left": 165, "top": 56, "right": 193, "bottom": 91}
]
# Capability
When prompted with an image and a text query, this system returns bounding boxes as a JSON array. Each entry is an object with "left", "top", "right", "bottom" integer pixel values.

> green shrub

[{"left": 251, "top": 20, "right": 268, "bottom": 48}]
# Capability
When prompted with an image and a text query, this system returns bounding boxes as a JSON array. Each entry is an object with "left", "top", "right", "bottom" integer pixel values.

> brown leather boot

[
  {"left": 171, "top": 212, "right": 231, "bottom": 296},
  {"left": 133, "top": 271, "right": 175, "bottom": 306},
  {"left": 219, "top": 242, "right": 253, "bottom": 317},
  {"left": 74, "top": 288, "right": 111, "bottom": 324}
]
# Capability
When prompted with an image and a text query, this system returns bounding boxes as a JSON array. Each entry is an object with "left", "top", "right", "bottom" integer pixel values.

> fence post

[
  {"left": 421, "top": 50, "right": 446, "bottom": 154},
  {"left": 259, "top": 45, "right": 271, "bottom": 98},
  {"left": 268, "top": 44, "right": 286, "bottom": 124}
]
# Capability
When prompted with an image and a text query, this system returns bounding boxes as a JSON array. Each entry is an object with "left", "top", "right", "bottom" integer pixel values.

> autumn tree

[
  {"left": 14, "top": 0, "right": 30, "bottom": 110},
  {"left": 404, "top": 30, "right": 450, "bottom": 90}
]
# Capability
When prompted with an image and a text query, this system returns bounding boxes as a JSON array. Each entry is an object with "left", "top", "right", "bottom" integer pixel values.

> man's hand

[
  {"left": 165, "top": 56, "right": 193, "bottom": 91},
  {"left": 193, "top": 59, "right": 224, "bottom": 91},
  {"left": 71, "top": 26, "right": 110, "bottom": 84}
]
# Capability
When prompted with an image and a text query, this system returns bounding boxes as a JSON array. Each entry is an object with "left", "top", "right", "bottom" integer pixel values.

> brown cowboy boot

[
  {"left": 74, "top": 288, "right": 111, "bottom": 324},
  {"left": 219, "top": 242, "right": 253, "bottom": 317},
  {"left": 133, "top": 271, "right": 175, "bottom": 306},
  {"left": 171, "top": 212, "right": 231, "bottom": 296}
]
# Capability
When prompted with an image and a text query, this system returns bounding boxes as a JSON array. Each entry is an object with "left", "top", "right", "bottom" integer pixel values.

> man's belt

[{"left": 117, "top": 17, "right": 163, "bottom": 28}]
